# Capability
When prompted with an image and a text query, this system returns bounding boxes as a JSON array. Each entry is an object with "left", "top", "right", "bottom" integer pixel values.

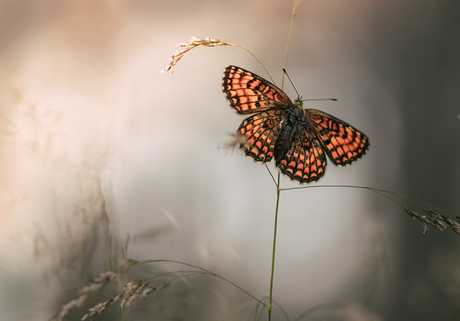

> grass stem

[{"left": 268, "top": 172, "right": 282, "bottom": 320}]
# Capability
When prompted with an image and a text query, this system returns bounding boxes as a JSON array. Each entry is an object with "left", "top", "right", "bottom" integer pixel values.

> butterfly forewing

[
  {"left": 222, "top": 65, "right": 292, "bottom": 114},
  {"left": 306, "top": 109, "right": 369, "bottom": 166}
]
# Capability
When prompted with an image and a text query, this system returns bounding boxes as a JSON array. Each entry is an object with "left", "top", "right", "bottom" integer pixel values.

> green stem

[{"left": 268, "top": 172, "right": 282, "bottom": 320}]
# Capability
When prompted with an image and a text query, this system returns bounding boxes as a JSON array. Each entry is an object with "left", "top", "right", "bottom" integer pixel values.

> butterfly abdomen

[
  {"left": 274, "top": 122, "right": 295, "bottom": 162},
  {"left": 274, "top": 107, "right": 303, "bottom": 162}
]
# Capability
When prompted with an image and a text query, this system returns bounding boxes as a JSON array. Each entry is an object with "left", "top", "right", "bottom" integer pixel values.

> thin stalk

[
  {"left": 268, "top": 2, "right": 300, "bottom": 316},
  {"left": 268, "top": 172, "right": 282, "bottom": 321},
  {"left": 132, "top": 259, "right": 266, "bottom": 306},
  {"left": 282, "top": 0, "right": 302, "bottom": 89}
]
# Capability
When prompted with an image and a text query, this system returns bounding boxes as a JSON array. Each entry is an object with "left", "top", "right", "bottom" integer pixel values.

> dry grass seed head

[{"left": 162, "top": 37, "right": 237, "bottom": 73}]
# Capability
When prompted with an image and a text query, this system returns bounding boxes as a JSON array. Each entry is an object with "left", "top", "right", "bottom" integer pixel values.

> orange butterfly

[{"left": 222, "top": 65, "right": 369, "bottom": 184}]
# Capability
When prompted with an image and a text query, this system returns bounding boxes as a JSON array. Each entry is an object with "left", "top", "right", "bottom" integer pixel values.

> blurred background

[{"left": 0, "top": 0, "right": 459, "bottom": 320}]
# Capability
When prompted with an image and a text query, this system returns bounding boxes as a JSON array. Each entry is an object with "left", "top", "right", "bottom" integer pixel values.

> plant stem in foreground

[{"left": 268, "top": 172, "right": 282, "bottom": 321}]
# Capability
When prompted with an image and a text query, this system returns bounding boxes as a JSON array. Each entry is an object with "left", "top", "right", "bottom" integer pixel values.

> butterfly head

[{"left": 293, "top": 97, "right": 303, "bottom": 108}]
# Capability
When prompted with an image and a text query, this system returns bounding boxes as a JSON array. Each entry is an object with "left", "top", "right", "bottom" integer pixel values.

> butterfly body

[
  {"left": 274, "top": 101, "right": 303, "bottom": 163},
  {"left": 222, "top": 65, "right": 369, "bottom": 184}
]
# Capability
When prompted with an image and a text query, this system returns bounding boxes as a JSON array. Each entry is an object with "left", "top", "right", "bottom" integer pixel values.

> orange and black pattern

[{"left": 222, "top": 65, "right": 369, "bottom": 184}]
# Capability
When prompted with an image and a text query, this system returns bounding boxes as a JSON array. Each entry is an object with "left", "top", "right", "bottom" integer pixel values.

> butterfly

[{"left": 222, "top": 65, "right": 369, "bottom": 184}]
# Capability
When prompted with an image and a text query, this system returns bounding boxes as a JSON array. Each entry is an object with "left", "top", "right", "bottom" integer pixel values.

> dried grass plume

[{"left": 162, "top": 37, "right": 238, "bottom": 74}]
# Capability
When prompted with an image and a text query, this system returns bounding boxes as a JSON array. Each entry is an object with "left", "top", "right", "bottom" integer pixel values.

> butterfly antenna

[
  {"left": 282, "top": 68, "right": 338, "bottom": 102},
  {"left": 282, "top": 68, "right": 300, "bottom": 98},
  {"left": 303, "top": 98, "right": 338, "bottom": 102}
]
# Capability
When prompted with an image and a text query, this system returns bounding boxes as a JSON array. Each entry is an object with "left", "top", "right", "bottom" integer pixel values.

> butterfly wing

[
  {"left": 306, "top": 109, "right": 369, "bottom": 166},
  {"left": 236, "top": 109, "right": 285, "bottom": 162},
  {"left": 222, "top": 65, "right": 292, "bottom": 114},
  {"left": 276, "top": 123, "right": 328, "bottom": 184}
]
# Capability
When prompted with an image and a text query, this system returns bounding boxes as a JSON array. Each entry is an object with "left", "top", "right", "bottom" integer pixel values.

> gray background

[{"left": 0, "top": 0, "right": 459, "bottom": 320}]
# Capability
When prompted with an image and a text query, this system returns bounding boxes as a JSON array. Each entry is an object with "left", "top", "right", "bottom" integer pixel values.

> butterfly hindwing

[
  {"left": 237, "top": 109, "right": 285, "bottom": 162},
  {"left": 276, "top": 123, "right": 328, "bottom": 184}
]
